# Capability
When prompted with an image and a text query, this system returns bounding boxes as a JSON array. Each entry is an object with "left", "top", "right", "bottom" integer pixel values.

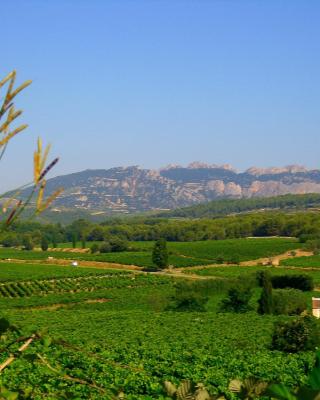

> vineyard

[
  {"left": 280, "top": 255, "right": 320, "bottom": 268},
  {"left": 0, "top": 256, "right": 318, "bottom": 398},
  {"left": 0, "top": 236, "right": 318, "bottom": 398},
  {"left": 0, "top": 237, "right": 301, "bottom": 268}
]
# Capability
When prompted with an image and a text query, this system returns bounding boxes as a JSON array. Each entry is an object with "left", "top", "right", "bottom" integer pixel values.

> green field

[
  {"left": 0, "top": 256, "right": 318, "bottom": 398},
  {"left": 281, "top": 255, "right": 320, "bottom": 268},
  {"left": 0, "top": 237, "right": 301, "bottom": 268},
  {"left": 187, "top": 265, "right": 320, "bottom": 285}
]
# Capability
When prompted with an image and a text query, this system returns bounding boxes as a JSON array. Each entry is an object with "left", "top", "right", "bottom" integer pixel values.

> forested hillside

[{"left": 159, "top": 193, "right": 320, "bottom": 218}]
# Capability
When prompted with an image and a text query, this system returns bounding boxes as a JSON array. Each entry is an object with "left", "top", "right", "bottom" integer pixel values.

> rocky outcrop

[{"left": 21, "top": 164, "right": 320, "bottom": 213}]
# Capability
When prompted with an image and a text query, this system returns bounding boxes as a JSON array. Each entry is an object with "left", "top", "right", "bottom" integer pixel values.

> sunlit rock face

[{"left": 17, "top": 164, "right": 320, "bottom": 213}]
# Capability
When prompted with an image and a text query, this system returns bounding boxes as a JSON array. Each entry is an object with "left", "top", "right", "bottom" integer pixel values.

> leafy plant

[
  {"left": 229, "top": 378, "right": 268, "bottom": 399},
  {"left": 220, "top": 285, "right": 253, "bottom": 313},
  {"left": 164, "top": 380, "right": 221, "bottom": 400},
  {"left": 269, "top": 351, "right": 320, "bottom": 399},
  {"left": 0, "top": 70, "right": 62, "bottom": 225},
  {"left": 271, "top": 315, "right": 320, "bottom": 352}
]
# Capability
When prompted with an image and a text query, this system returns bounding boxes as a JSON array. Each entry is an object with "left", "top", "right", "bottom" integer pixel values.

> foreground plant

[
  {"left": 268, "top": 351, "right": 320, "bottom": 400},
  {"left": 164, "top": 380, "right": 224, "bottom": 400},
  {"left": 0, "top": 70, "right": 62, "bottom": 226}
]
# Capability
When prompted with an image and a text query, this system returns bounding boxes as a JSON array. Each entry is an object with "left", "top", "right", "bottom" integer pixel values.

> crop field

[
  {"left": 187, "top": 265, "right": 320, "bottom": 285},
  {"left": 0, "top": 262, "right": 125, "bottom": 281},
  {"left": 280, "top": 255, "right": 320, "bottom": 268},
  {"left": 0, "top": 238, "right": 301, "bottom": 268},
  {"left": 0, "top": 259, "right": 318, "bottom": 399}
]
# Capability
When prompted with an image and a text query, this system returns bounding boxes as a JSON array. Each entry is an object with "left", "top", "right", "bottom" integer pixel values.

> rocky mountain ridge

[{"left": 18, "top": 163, "right": 320, "bottom": 214}]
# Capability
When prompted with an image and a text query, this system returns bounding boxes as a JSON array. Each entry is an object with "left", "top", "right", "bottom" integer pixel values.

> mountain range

[{"left": 19, "top": 162, "right": 320, "bottom": 214}]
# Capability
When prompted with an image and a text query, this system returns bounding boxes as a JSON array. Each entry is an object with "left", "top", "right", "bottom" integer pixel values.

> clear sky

[{"left": 1, "top": 0, "right": 319, "bottom": 191}]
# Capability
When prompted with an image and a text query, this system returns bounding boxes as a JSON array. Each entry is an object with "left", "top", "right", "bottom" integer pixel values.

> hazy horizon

[{"left": 1, "top": 0, "right": 319, "bottom": 191}]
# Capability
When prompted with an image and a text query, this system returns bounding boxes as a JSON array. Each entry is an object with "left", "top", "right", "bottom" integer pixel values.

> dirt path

[{"left": 240, "top": 249, "right": 313, "bottom": 267}]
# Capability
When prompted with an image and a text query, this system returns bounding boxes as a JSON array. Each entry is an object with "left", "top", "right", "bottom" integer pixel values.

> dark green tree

[
  {"left": 41, "top": 236, "right": 49, "bottom": 251},
  {"left": 220, "top": 286, "right": 253, "bottom": 313},
  {"left": 71, "top": 233, "right": 77, "bottom": 249},
  {"left": 258, "top": 271, "right": 273, "bottom": 314},
  {"left": 52, "top": 234, "right": 58, "bottom": 248},
  {"left": 152, "top": 239, "right": 168, "bottom": 269}
]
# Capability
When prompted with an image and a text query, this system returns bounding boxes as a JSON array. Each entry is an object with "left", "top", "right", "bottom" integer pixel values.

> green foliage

[
  {"left": 99, "top": 241, "right": 112, "bottom": 253},
  {"left": 90, "top": 243, "right": 99, "bottom": 253},
  {"left": 258, "top": 271, "right": 273, "bottom": 315},
  {"left": 271, "top": 274, "right": 314, "bottom": 291},
  {"left": 271, "top": 315, "right": 320, "bottom": 352},
  {"left": 40, "top": 236, "right": 48, "bottom": 251},
  {"left": 269, "top": 351, "right": 320, "bottom": 399},
  {"left": 159, "top": 194, "right": 320, "bottom": 219},
  {"left": 108, "top": 237, "right": 128, "bottom": 252},
  {"left": 152, "top": 239, "right": 168, "bottom": 269},
  {"left": 22, "top": 235, "right": 33, "bottom": 251},
  {"left": 164, "top": 380, "right": 217, "bottom": 399},
  {"left": 220, "top": 285, "right": 253, "bottom": 313},
  {"left": 272, "top": 289, "right": 307, "bottom": 315},
  {"left": 229, "top": 378, "right": 268, "bottom": 399},
  {"left": 281, "top": 255, "right": 320, "bottom": 268},
  {"left": 71, "top": 233, "right": 77, "bottom": 248},
  {"left": 167, "top": 281, "right": 208, "bottom": 312}
]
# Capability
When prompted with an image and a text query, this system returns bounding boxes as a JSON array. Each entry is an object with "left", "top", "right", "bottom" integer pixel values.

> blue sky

[{"left": 1, "top": 0, "right": 320, "bottom": 190}]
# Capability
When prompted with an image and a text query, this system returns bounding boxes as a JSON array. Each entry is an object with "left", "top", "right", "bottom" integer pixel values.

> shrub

[
  {"left": 272, "top": 289, "right": 307, "bottom": 315},
  {"left": 109, "top": 237, "right": 128, "bottom": 252},
  {"left": 305, "top": 239, "right": 320, "bottom": 252},
  {"left": 0, "top": 234, "right": 20, "bottom": 248},
  {"left": 99, "top": 242, "right": 112, "bottom": 253},
  {"left": 22, "top": 236, "right": 34, "bottom": 251},
  {"left": 271, "top": 315, "right": 320, "bottom": 352},
  {"left": 220, "top": 285, "right": 253, "bottom": 313},
  {"left": 90, "top": 243, "right": 99, "bottom": 253},
  {"left": 166, "top": 281, "right": 208, "bottom": 312},
  {"left": 271, "top": 274, "right": 314, "bottom": 291}
]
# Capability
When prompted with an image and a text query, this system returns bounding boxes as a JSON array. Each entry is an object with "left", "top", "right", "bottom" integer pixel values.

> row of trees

[{"left": 2, "top": 210, "right": 320, "bottom": 247}]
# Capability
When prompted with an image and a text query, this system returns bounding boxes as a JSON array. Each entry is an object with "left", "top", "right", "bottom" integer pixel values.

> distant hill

[{"left": 12, "top": 163, "right": 320, "bottom": 215}]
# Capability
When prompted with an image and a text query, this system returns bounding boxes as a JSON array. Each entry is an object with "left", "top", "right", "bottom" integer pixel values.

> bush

[
  {"left": 271, "top": 274, "right": 314, "bottom": 291},
  {"left": 166, "top": 281, "right": 208, "bottom": 312},
  {"left": 219, "top": 285, "right": 253, "bottom": 313},
  {"left": 0, "top": 234, "right": 20, "bottom": 248},
  {"left": 109, "top": 237, "right": 128, "bottom": 252},
  {"left": 99, "top": 238, "right": 128, "bottom": 253},
  {"left": 90, "top": 243, "right": 99, "bottom": 253},
  {"left": 22, "top": 236, "right": 34, "bottom": 251},
  {"left": 272, "top": 289, "right": 307, "bottom": 315},
  {"left": 305, "top": 239, "right": 320, "bottom": 252},
  {"left": 99, "top": 242, "right": 112, "bottom": 253},
  {"left": 271, "top": 315, "right": 320, "bottom": 352}
]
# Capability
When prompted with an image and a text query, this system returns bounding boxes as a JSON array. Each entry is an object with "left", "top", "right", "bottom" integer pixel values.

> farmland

[
  {"left": 280, "top": 255, "right": 320, "bottom": 268},
  {"left": 0, "top": 234, "right": 318, "bottom": 398},
  {"left": 0, "top": 237, "right": 301, "bottom": 268}
]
